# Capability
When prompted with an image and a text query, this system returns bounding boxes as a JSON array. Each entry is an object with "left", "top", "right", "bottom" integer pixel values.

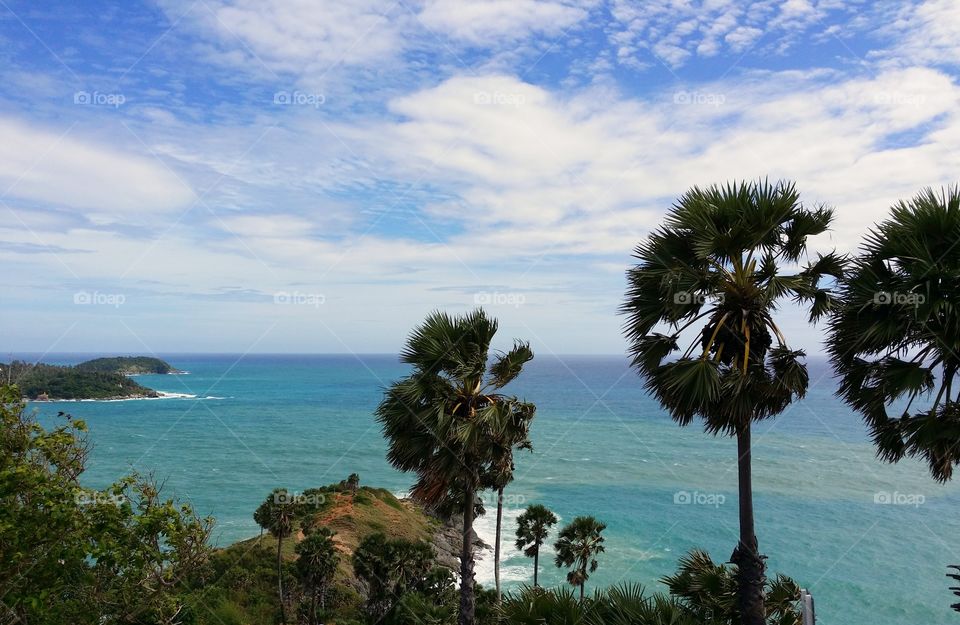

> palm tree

[
  {"left": 621, "top": 179, "right": 841, "bottom": 625},
  {"left": 255, "top": 488, "right": 297, "bottom": 623},
  {"left": 347, "top": 473, "right": 360, "bottom": 495},
  {"left": 376, "top": 309, "right": 536, "bottom": 625},
  {"left": 487, "top": 395, "right": 536, "bottom": 601},
  {"left": 515, "top": 504, "right": 558, "bottom": 587},
  {"left": 827, "top": 185, "right": 960, "bottom": 483},
  {"left": 295, "top": 527, "right": 339, "bottom": 625},
  {"left": 554, "top": 516, "right": 606, "bottom": 601}
]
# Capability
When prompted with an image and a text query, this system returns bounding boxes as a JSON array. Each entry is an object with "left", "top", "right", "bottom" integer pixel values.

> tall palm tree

[
  {"left": 621, "top": 179, "right": 841, "bottom": 625},
  {"left": 554, "top": 516, "right": 606, "bottom": 601},
  {"left": 255, "top": 488, "right": 296, "bottom": 623},
  {"left": 828, "top": 185, "right": 960, "bottom": 483},
  {"left": 376, "top": 309, "right": 536, "bottom": 625},
  {"left": 515, "top": 503, "right": 558, "bottom": 587},
  {"left": 487, "top": 394, "right": 536, "bottom": 601},
  {"left": 295, "top": 527, "right": 339, "bottom": 625}
]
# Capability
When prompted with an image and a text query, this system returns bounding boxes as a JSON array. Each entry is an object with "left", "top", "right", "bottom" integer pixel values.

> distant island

[
  {"left": 75, "top": 356, "right": 183, "bottom": 376},
  {"left": 1, "top": 356, "right": 180, "bottom": 401}
]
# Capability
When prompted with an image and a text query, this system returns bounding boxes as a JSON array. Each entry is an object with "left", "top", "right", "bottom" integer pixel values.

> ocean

[{"left": 22, "top": 353, "right": 960, "bottom": 624}]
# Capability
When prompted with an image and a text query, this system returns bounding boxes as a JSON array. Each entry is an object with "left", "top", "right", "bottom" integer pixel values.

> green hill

[
  {"left": 2, "top": 361, "right": 161, "bottom": 400},
  {"left": 75, "top": 356, "right": 180, "bottom": 375}
]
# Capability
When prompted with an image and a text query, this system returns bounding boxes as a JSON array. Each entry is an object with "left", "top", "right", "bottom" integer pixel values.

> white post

[{"left": 800, "top": 588, "right": 815, "bottom": 625}]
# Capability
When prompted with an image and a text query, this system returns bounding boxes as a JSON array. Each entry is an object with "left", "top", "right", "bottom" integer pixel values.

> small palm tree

[
  {"left": 377, "top": 309, "right": 535, "bottom": 625},
  {"left": 347, "top": 473, "right": 360, "bottom": 495},
  {"left": 487, "top": 395, "right": 536, "bottom": 601},
  {"left": 515, "top": 504, "right": 558, "bottom": 587},
  {"left": 255, "top": 488, "right": 297, "bottom": 623},
  {"left": 554, "top": 516, "right": 606, "bottom": 601},
  {"left": 622, "top": 180, "right": 840, "bottom": 625},
  {"left": 828, "top": 185, "right": 960, "bottom": 482},
  {"left": 295, "top": 527, "right": 339, "bottom": 625}
]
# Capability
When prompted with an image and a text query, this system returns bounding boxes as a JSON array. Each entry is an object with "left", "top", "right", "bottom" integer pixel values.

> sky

[{"left": 1, "top": 0, "right": 959, "bottom": 356}]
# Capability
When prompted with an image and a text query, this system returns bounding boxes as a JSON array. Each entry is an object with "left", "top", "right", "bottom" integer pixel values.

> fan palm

[
  {"left": 621, "top": 179, "right": 841, "bottom": 625},
  {"left": 487, "top": 393, "right": 536, "bottom": 601},
  {"left": 376, "top": 308, "right": 535, "bottom": 625},
  {"left": 554, "top": 516, "right": 606, "bottom": 601},
  {"left": 827, "top": 186, "right": 960, "bottom": 483},
  {"left": 295, "top": 527, "right": 339, "bottom": 625},
  {"left": 515, "top": 504, "right": 558, "bottom": 587},
  {"left": 255, "top": 488, "right": 297, "bottom": 624}
]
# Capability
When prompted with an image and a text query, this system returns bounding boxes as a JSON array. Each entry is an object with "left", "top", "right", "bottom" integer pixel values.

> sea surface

[{"left": 21, "top": 353, "right": 960, "bottom": 624}]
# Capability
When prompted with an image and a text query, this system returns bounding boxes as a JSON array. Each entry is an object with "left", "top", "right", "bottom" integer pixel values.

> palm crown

[
  {"left": 622, "top": 179, "right": 842, "bottom": 434},
  {"left": 377, "top": 309, "right": 535, "bottom": 506},
  {"left": 554, "top": 516, "right": 606, "bottom": 594},
  {"left": 515, "top": 504, "right": 559, "bottom": 557},
  {"left": 827, "top": 186, "right": 960, "bottom": 482}
]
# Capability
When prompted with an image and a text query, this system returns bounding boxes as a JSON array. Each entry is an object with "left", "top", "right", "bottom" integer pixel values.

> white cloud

[
  {"left": 880, "top": 0, "right": 960, "bottom": 67},
  {"left": 417, "top": 0, "right": 593, "bottom": 44},
  {"left": 0, "top": 117, "right": 195, "bottom": 214}
]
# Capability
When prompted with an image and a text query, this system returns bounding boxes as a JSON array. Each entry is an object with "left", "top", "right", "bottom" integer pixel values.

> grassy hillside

[{"left": 190, "top": 485, "right": 459, "bottom": 625}]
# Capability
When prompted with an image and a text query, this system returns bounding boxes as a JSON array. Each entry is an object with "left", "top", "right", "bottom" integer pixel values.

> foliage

[
  {"left": 2, "top": 360, "right": 159, "bottom": 400},
  {"left": 0, "top": 384, "right": 212, "bottom": 625},
  {"left": 295, "top": 527, "right": 339, "bottom": 625},
  {"left": 662, "top": 549, "right": 802, "bottom": 625},
  {"left": 498, "top": 584, "right": 698, "bottom": 625},
  {"left": 515, "top": 504, "right": 559, "bottom": 586},
  {"left": 827, "top": 185, "right": 960, "bottom": 482},
  {"left": 352, "top": 532, "right": 440, "bottom": 619},
  {"left": 553, "top": 516, "right": 606, "bottom": 599},
  {"left": 74, "top": 356, "right": 178, "bottom": 375}
]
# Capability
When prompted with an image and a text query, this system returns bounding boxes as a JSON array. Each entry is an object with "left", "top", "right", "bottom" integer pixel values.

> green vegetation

[
  {"left": 75, "top": 355, "right": 180, "bottom": 375},
  {"left": 553, "top": 516, "right": 606, "bottom": 600},
  {"left": 827, "top": 185, "right": 960, "bottom": 482},
  {"left": 0, "top": 357, "right": 176, "bottom": 400},
  {"left": 375, "top": 309, "right": 536, "bottom": 625},
  {"left": 621, "top": 179, "right": 842, "bottom": 625},
  {"left": 515, "top": 504, "right": 558, "bottom": 587}
]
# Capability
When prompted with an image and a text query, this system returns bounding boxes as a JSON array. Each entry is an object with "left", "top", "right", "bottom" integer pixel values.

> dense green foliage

[
  {"left": 553, "top": 516, "right": 606, "bottom": 600},
  {"left": 0, "top": 384, "right": 212, "bottom": 625},
  {"left": 1, "top": 360, "right": 160, "bottom": 400},
  {"left": 515, "top": 504, "right": 558, "bottom": 587},
  {"left": 75, "top": 356, "right": 179, "bottom": 375},
  {"left": 827, "top": 185, "right": 960, "bottom": 483}
]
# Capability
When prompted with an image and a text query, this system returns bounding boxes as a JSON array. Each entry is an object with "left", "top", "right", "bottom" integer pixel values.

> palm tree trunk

[
  {"left": 277, "top": 536, "right": 286, "bottom": 624},
  {"left": 731, "top": 425, "right": 766, "bottom": 625},
  {"left": 579, "top": 580, "right": 584, "bottom": 602},
  {"left": 458, "top": 487, "right": 476, "bottom": 625},
  {"left": 494, "top": 486, "right": 504, "bottom": 602},
  {"left": 533, "top": 547, "right": 539, "bottom": 587}
]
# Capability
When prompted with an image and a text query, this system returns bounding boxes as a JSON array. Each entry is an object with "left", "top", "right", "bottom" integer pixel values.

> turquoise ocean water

[{"left": 22, "top": 353, "right": 960, "bottom": 624}]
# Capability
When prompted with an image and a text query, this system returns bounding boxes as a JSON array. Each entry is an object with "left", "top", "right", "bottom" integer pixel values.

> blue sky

[{"left": 1, "top": 0, "right": 958, "bottom": 355}]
